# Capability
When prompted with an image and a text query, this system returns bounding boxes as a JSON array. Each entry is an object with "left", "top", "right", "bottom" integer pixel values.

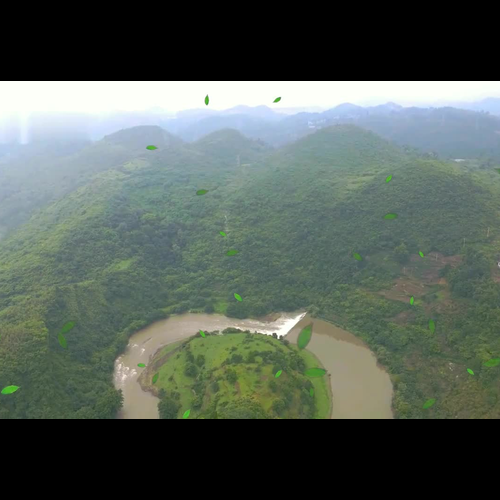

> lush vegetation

[
  {"left": 1, "top": 124, "right": 500, "bottom": 418},
  {"left": 145, "top": 329, "right": 330, "bottom": 419}
]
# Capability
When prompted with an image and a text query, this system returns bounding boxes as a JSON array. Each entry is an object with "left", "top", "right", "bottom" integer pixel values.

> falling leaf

[
  {"left": 384, "top": 213, "right": 398, "bottom": 220},
  {"left": 138, "top": 363, "right": 146, "bottom": 368},
  {"left": 467, "top": 368, "right": 474, "bottom": 375},
  {"left": 309, "top": 388, "right": 314, "bottom": 397},
  {"left": 275, "top": 370, "right": 282, "bottom": 378},
  {"left": 423, "top": 398, "right": 436, "bottom": 409},
  {"left": 58, "top": 333, "right": 67, "bottom": 349},
  {"left": 353, "top": 253, "right": 362, "bottom": 261},
  {"left": 410, "top": 296, "right": 414, "bottom": 305},
  {"left": 419, "top": 251, "right": 425, "bottom": 258},
  {"left": 200, "top": 330, "right": 206, "bottom": 338},
  {"left": 60, "top": 321, "right": 76, "bottom": 334},
  {"left": 183, "top": 409, "right": 191, "bottom": 419},
  {"left": 226, "top": 250, "right": 239, "bottom": 256},
  {"left": 146, "top": 145, "right": 158, "bottom": 150},
  {"left": 1, "top": 386, "right": 20, "bottom": 395},
  {"left": 273, "top": 97, "right": 281, "bottom": 103},
  {"left": 386, "top": 175, "right": 393, "bottom": 183},
  {"left": 429, "top": 319, "right": 435, "bottom": 333},
  {"left": 196, "top": 189, "right": 208, "bottom": 196},
  {"left": 297, "top": 324, "right": 313, "bottom": 350},
  {"left": 305, "top": 368, "right": 327, "bottom": 378},
  {"left": 220, "top": 231, "right": 227, "bottom": 237},
  {"left": 205, "top": 95, "right": 209, "bottom": 106},
  {"left": 234, "top": 293, "right": 242, "bottom": 302},
  {"left": 484, "top": 358, "right": 500, "bottom": 367},
  {"left": 152, "top": 373, "right": 159, "bottom": 384}
]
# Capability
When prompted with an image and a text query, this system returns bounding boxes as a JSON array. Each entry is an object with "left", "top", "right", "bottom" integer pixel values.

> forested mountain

[
  {"left": 320, "top": 106, "right": 500, "bottom": 160},
  {"left": 0, "top": 128, "right": 184, "bottom": 236},
  {"left": 169, "top": 104, "right": 500, "bottom": 160},
  {"left": 1, "top": 124, "right": 500, "bottom": 418}
]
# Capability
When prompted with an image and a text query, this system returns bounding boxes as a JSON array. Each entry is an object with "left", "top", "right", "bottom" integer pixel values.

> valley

[{"left": 1, "top": 121, "right": 500, "bottom": 419}]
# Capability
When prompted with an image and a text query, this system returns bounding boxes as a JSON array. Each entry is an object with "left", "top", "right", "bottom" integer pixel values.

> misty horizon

[
  {"left": 1, "top": 81, "right": 500, "bottom": 115},
  {"left": 2, "top": 95, "right": 500, "bottom": 145}
]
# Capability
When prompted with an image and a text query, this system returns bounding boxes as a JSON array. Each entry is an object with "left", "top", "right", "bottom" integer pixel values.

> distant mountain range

[
  {"left": 443, "top": 97, "right": 500, "bottom": 115},
  {"left": 160, "top": 101, "right": 500, "bottom": 159},
  {"left": 1, "top": 98, "right": 499, "bottom": 160}
]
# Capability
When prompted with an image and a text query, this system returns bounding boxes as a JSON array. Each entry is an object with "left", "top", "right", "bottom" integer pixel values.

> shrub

[
  {"left": 185, "top": 363, "right": 198, "bottom": 377},
  {"left": 159, "top": 397, "right": 180, "bottom": 419}
]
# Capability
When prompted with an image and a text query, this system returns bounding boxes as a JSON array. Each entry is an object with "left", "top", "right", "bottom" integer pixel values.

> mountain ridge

[{"left": 1, "top": 124, "right": 500, "bottom": 419}]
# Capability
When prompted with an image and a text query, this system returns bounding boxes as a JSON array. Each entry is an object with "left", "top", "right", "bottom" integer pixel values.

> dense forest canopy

[{"left": 1, "top": 123, "right": 500, "bottom": 418}]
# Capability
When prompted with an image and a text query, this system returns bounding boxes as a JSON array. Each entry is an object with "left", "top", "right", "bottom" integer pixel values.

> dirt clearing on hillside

[{"left": 376, "top": 253, "right": 462, "bottom": 303}]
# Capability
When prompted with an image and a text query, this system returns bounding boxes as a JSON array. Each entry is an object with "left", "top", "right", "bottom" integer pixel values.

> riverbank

[
  {"left": 114, "top": 311, "right": 308, "bottom": 419},
  {"left": 114, "top": 310, "right": 393, "bottom": 419},
  {"left": 137, "top": 340, "right": 185, "bottom": 398},
  {"left": 286, "top": 313, "right": 394, "bottom": 419},
  {"left": 314, "top": 312, "right": 392, "bottom": 371}
]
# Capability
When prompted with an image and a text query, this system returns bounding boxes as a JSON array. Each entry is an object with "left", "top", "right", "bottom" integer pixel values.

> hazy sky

[{"left": 1, "top": 81, "right": 499, "bottom": 115}]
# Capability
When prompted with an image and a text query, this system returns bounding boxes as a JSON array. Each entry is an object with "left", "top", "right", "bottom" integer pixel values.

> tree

[
  {"left": 185, "top": 363, "right": 198, "bottom": 377},
  {"left": 217, "top": 397, "right": 268, "bottom": 419},
  {"left": 393, "top": 243, "right": 410, "bottom": 264},
  {"left": 227, "top": 370, "right": 237, "bottom": 384},
  {"left": 438, "top": 263, "right": 451, "bottom": 278},
  {"left": 95, "top": 388, "right": 123, "bottom": 419},
  {"left": 251, "top": 302, "right": 267, "bottom": 317},
  {"left": 226, "top": 301, "right": 248, "bottom": 319},
  {"left": 159, "top": 397, "right": 180, "bottom": 419},
  {"left": 271, "top": 399, "right": 286, "bottom": 417},
  {"left": 192, "top": 394, "right": 203, "bottom": 409},
  {"left": 229, "top": 354, "right": 243, "bottom": 364}
]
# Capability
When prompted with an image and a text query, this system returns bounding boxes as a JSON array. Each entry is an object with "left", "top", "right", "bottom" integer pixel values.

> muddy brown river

[
  {"left": 113, "top": 311, "right": 393, "bottom": 419},
  {"left": 287, "top": 315, "right": 394, "bottom": 419}
]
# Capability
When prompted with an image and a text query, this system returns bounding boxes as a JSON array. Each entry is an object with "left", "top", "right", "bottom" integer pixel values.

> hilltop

[{"left": 139, "top": 329, "right": 331, "bottom": 419}]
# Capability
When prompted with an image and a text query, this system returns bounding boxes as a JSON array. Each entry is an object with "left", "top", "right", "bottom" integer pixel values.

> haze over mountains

[
  {"left": 425, "top": 97, "right": 500, "bottom": 115},
  {"left": 1, "top": 97, "right": 500, "bottom": 157}
]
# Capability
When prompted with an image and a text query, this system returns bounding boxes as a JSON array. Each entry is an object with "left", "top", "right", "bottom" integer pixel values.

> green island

[{"left": 138, "top": 328, "right": 332, "bottom": 419}]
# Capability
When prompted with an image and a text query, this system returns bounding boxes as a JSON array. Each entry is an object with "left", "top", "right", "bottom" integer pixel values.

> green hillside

[
  {"left": 0, "top": 127, "right": 187, "bottom": 236},
  {"left": 1, "top": 124, "right": 500, "bottom": 418},
  {"left": 140, "top": 329, "right": 331, "bottom": 419},
  {"left": 358, "top": 107, "right": 500, "bottom": 159}
]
